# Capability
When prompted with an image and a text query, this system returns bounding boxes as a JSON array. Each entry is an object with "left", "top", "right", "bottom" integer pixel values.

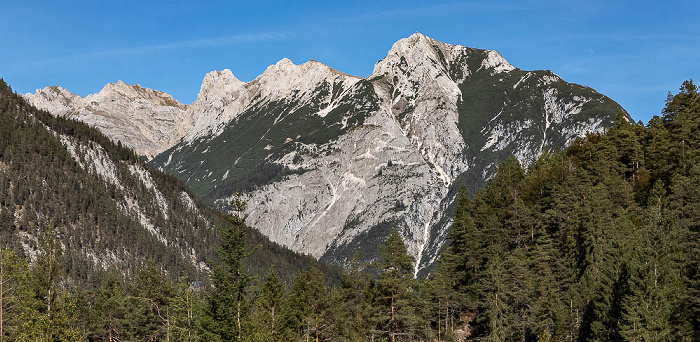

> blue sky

[{"left": 1, "top": 0, "right": 698, "bottom": 123}]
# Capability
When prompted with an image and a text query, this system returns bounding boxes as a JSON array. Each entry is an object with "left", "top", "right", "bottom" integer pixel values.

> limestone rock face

[
  {"left": 24, "top": 81, "right": 189, "bottom": 159},
  {"left": 29, "top": 33, "right": 629, "bottom": 275}
]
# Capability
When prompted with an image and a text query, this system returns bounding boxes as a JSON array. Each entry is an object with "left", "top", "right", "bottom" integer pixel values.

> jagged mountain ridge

[
  {"left": 2, "top": 80, "right": 337, "bottom": 285},
  {"left": 26, "top": 33, "right": 629, "bottom": 275},
  {"left": 25, "top": 81, "right": 190, "bottom": 159},
  {"left": 2, "top": 81, "right": 213, "bottom": 282}
]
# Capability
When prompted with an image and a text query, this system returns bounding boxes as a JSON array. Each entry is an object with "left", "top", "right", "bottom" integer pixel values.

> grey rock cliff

[
  {"left": 24, "top": 81, "right": 189, "bottom": 159},
  {"left": 29, "top": 33, "right": 629, "bottom": 275}
]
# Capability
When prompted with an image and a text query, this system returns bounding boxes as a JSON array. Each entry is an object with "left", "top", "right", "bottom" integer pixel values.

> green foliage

[
  {"left": 0, "top": 77, "right": 697, "bottom": 341},
  {"left": 287, "top": 267, "right": 334, "bottom": 341},
  {"left": 370, "top": 229, "right": 421, "bottom": 342},
  {"left": 0, "top": 79, "right": 345, "bottom": 341},
  {"left": 433, "top": 80, "right": 700, "bottom": 341},
  {"left": 454, "top": 67, "right": 627, "bottom": 194},
  {"left": 200, "top": 199, "right": 253, "bottom": 341},
  {"left": 0, "top": 248, "right": 29, "bottom": 341},
  {"left": 248, "top": 266, "right": 291, "bottom": 342}
]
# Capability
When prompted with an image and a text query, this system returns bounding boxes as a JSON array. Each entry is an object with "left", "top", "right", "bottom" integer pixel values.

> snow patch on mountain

[{"left": 31, "top": 33, "right": 628, "bottom": 274}]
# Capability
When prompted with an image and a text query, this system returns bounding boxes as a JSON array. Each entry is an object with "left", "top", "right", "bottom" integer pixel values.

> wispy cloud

[
  {"left": 349, "top": 2, "right": 527, "bottom": 21},
  {"left": 10, "top": 1, "right": 527, "bottom": 70},
  {"left": 9, "top": 29, "right": 301, "bottom": 69},
  {"left": 94, "top": 31, "right": 292, "bottom": 56}
]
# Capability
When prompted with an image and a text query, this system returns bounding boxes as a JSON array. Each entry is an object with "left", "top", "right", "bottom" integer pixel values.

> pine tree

[
  {"left": 249, "top": 266, "right": 289, "bottom": 342},
  {"left": 170, "top": 277, "right": 198, "bottom": 342},
  {"left": 479, "top": 252, "right": 510, "bottom": 342},
  {"left": 527, "top": 232, "right": 562, "bottom": 341},
  {"left": 90, "top": 269, "right": 130, "bottom": 342},
  {"left": 337, "top": 251, "right": 371, "bottom": 341},
  {"left": 373, "top": 229, "right": 418, "bottom": 342},
  {"left": 201, "top": 193, "right": 253, "bottom": 341},
  {"left": 0, "top": 248, "right": 27, "bottom": 341},
  {"left": 18, "top": 224, "right": 80, "bottom": 341},
  {"left": 287, "top": 267, "right": 332, "bottom": 342},
  {"left": 128, "top": 262, "right": 177, "bottom": 340}
]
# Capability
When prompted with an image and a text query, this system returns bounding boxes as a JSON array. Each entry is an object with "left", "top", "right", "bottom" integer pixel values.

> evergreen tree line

[
  {"left": 198, "top": 80, "right": 700, "bottom": 342},
  {"left": 0, "top": 191, "right": 430, "bottom": 341},
  {"left": 433, "top": 80, "right": 700, "bottom": 341},
  {"left": 0, "top": 79, "right": 697, "bottom": 341},
  {"left": 0, "top": 79, "right": 338, "bottom": 289}
]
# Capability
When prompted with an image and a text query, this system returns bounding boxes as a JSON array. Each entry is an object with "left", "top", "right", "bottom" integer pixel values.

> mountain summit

[
  {"left": 25, "top": 81, "right": 189, "bottom": 159},
  {"left": 25, "top": 33, "right": 629, "bottom": 275}
]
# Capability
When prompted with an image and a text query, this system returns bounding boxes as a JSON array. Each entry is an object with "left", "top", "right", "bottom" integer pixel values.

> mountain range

[
  {"left": 24, "top": 33, "right": 629, "bottom": 275},
  {"left": 0, "top": 80, "right": 335, "bottom": 286}
]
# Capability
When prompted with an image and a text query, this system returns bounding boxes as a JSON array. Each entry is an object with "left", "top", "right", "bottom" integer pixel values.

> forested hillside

[
  {"left": 0, "top": 78, "right": 215, "bottom": 282},
  {"left": 0, "top": 77, "right": 696, "bottom": 341},
  {"left": 434, "top": 80, "right": 699, "bottom": 341},
  {"left": 0, "top": 79, "right": 339, "bottom": 340}
]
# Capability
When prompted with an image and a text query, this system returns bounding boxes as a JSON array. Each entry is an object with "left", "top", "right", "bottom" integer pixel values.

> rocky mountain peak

[
  {"left": 252, "top": 58, "right": 359, "bottom": 99},
  {"left": 197, "top": 69, "right": 244, "bottom": 103},
  {"left": 29, "top": 34, "right": 629, "bottom": 275},
  {"left": 480, "top": 50, "right": 515, "bottom": 74},
  {"left": 399, "top": 32, "right": 437, "bottom": 49},
  {"left": 370, "top": 33, "right": 474, "bottom": 185},
  {"left": 95, "top": 81, "right": 185, "bottom": 108},
  {"left": 371, "top": 32, "right": 443, "bottom": 78},
  {"left": 25, "top": 85, "right": 82, "bottom": 117},
  {"left": 24, "top": 81, "right": 188, "bottom": 159},
  {"left": 183, "top": 58, "right": 362, "bottom": 142},
  {"left": 100, "top": 80, "right": 140, "bottom": 98}
]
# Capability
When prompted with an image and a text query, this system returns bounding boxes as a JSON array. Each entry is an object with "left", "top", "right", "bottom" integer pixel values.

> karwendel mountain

[
  {"left": 0, "top": 80, "right": 334, "bottom": 285},
  {"left": 25, "top": 33, "right": 629, "bottom": 275}
]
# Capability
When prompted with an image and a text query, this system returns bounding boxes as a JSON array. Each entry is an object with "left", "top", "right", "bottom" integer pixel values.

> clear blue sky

[{"left": 1, "top": 0, "right": 698, "bottom": 123}]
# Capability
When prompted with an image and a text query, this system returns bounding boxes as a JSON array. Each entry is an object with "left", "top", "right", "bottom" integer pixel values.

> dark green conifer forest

[{"left": 0, "top": 78, "right": 698, "bottom": 341}]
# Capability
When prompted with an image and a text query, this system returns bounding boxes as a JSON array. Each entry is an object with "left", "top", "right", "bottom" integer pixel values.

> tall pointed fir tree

[
  {"left": 337, "top": 251, "right": 371, "bottom": 341},
  {"left": 200, "top": 193, "right": 252, "bottom": 341},
  {"left": 287, "top": 267, "right": 333, "bottom": 342},
  {"left": 0, "top": 248, "right": 27, "bottom": 341},
  {"left": 373, "top": 229, "right": 418, "bottom": 342},
  {"left": 20, "top": 223, "right": 79, "bottom": 341},
  {"left": 249, "top": 266, "right": 290, "bottom": 342}
]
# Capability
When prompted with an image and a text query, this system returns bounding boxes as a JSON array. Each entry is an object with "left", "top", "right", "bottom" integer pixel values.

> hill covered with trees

[
  {"left": 0, "top": 79, "right": 339, "bottom": 339},
  {"left": 433, "top": 80, "right": 699, "bottom": 341},
  {"left": 0, "top": 77, "right": 696, "bottom": 341}
]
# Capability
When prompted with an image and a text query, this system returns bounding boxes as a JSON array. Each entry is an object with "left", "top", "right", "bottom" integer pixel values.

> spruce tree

[
  {"left": 128, "top": 262, "right": 177, "bottom": 340},
  {"left": 170, "top": 276, "right": 198, "bottom": 342},
  {"left": 621, "top": 181, "right": 686, "bottom": 341},
  {"left": 19, "top": 224, "right": 79, "bottom": 341},
  {"left": 90, "top": 269, "right": 130, "bottom": 342},
  {"left": 250, "top": 266, "right": 289, "bottom": 342},
  {"left": 373, "top": 229, "right": 417, "bottom": 342},
  {"left": 337, "top": 251, "right": 371, "bottom": 341},
  {"left": 0, "top": 248, "right": 27, "bottom": 341},
  {"left": 201, "top": 194, "right": 252, "bottom": 341},
  {"left": 287, "top": 267, "right": 332, "bottom": 342}
]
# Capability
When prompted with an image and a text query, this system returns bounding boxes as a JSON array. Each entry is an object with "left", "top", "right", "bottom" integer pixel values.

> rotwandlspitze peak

[{"left": 23, "top": 33, "right": 629, "bottom": 275}]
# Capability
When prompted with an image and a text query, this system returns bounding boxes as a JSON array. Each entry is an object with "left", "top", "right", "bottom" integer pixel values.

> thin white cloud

[
  {"left": 10, "top": 2, "right": 528, "bottom": 70},
  {"left": 544, "top": 33, "right": 700, "bottom": 43},
  {"left": 8, "top": 29, "right": 299, "bottom": 69},
  {"left": 343, "top": 2, "right": 527, "bottom": 23}
]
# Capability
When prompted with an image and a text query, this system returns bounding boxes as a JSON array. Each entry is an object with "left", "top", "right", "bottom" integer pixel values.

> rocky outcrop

[
  {"left": 24, "top": 81, "right": 189, "bottom": 159},
  {"left": 29, "top": 33, "right": 630, "bottom": 275}
]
